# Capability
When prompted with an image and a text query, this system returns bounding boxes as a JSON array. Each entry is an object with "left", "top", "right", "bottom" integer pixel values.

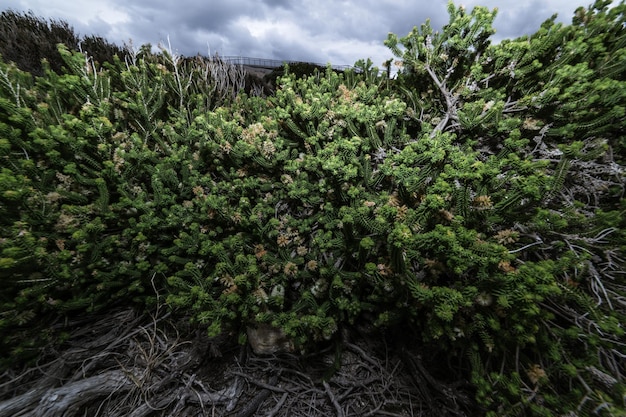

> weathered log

[{"left": 0, "top": 370, "right": 133, "bottom": 417}]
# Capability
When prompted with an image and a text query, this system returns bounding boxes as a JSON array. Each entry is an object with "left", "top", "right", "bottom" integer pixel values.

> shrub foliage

[{"left": 0, "top": 1, "right": 625, "bottom": 415}]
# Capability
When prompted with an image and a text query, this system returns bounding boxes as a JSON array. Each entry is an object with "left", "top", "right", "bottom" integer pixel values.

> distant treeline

[{"left": 0, "top": 10, "right": 127, "bottom": 76}]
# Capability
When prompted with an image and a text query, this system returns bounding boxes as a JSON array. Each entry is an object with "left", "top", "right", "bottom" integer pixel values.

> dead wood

[
  {"left": 36, "top": 370, "right": 132, "bottom": 417},
  {"left": 0, "top": 306, "right": 477, "bottom": 416}
]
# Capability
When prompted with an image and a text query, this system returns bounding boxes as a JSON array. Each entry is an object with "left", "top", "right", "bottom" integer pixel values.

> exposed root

[{"left": 0, "top": 307, "right": 475, "bottom": 416}]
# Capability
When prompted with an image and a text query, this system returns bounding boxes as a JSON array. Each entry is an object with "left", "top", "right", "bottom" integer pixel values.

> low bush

[{"left": 0, "top": 1, "right": 624, "bottom": 415}]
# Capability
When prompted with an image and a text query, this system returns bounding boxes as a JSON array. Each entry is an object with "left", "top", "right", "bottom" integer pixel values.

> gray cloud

[{"left": 1, "top": 0, "right": 586, "bottom": 67}]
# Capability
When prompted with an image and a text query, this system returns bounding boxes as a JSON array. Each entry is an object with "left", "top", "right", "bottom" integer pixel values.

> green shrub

[
  {"left": 0, "top": 42, "right": 249, "bottom": 365},
  {"left": 0, "top": 2, "right": 624, "bottom": 415},
  {"left": 264, "top": 61, "right": 339, "bottom": 89},
  {"left": 384, "top": 2, "right": 626, "bottom": 414}
]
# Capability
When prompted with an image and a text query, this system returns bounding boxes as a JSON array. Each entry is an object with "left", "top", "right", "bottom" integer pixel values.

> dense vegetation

[
  {"left": 0, "top": 1, "right": 625, "bottom": 415},
  {"left": 0, "top": 9, "right": 128, "bottom": 76}
]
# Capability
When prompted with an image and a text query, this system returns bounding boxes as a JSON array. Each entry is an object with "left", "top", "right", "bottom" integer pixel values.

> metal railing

[{"left": 220, "top": 56, "right": 355, "bottom": 72}]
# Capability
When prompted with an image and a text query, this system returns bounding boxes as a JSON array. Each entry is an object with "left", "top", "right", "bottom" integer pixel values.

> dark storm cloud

[
  {"left": 385, "top": 2, "right": 453, "bottom": 36},
  {"left": 490, "top": 0, "right": 568, "bottom": 40},
  {"left": 465, "top": 0, "right": 580, "bottom": 42},
  {"left": 118, "top": 0, "right": 261, "bottom": 41},
  {"left": 259, "top": 0, "right": 292, "bottom": 9},
  {"left": 0, "top": 0, "right": 586, "bottom": 67}
]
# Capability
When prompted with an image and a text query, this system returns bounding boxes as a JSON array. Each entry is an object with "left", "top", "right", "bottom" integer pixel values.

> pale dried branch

[{"left": 323, "top": 381, "right": 344, "bottom": 417}]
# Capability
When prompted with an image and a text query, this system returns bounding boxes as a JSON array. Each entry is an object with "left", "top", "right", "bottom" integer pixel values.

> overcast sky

[{"left": 1, "top": 0, "right": 591, "bottom": 68}]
